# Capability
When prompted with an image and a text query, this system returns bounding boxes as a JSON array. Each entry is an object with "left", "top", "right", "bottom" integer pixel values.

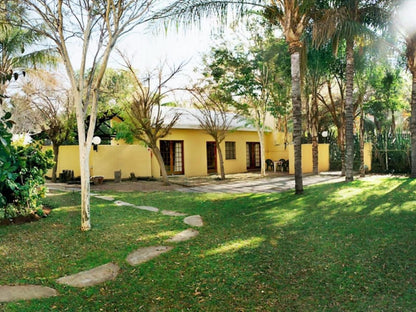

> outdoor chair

[
  {"left": 266, "top": 159, "right": 274, "bottom": 171},
  {"left": 279, "top": 159, "right": 289, "bottom": 172}
]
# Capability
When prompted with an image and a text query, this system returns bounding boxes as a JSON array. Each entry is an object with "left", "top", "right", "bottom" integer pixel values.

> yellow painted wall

[
  {"left": 152, "top": 128, "right": 260, "bottom": 177},
  {"left": 49, "top": 131, "right": 374, "bottom": 180},
  {"left": 91, "top": 145, "right": 151, "bottom": 179},
  {"left": 288, "top": 144, "right": 330, "bottom": 174},
  {"left": 45, "top": 144, "right": 151, "bottom": 179},
  {"left": 264, "top": 131, "right": 289, "bottom": 161},
  {"left": 44, "top": 145, "right": 81, "bottom": 177},
  {"left": 364, "top": 142, "right": 372, "bottom": 171}
]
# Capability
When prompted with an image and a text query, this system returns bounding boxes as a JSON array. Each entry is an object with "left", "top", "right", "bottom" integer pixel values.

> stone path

[{"left": 0, "top": 193, "right": 202, "bottom": 303}]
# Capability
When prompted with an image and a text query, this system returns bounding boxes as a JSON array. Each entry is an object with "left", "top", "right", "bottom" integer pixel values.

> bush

[{"left": 0, "top": 112, "right": 54, "bottom": 219}]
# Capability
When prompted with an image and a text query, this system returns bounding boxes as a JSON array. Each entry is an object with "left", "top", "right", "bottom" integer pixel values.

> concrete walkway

[{"left": 177, "top": 172, "right": 345, "bottom": 193}]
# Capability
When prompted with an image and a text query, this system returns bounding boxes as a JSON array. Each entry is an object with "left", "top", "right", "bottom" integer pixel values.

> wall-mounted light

[
  {"left": 92, "top": 136, "right": 101, "bottom": 152},
  {"left": 321, "top": 131, "right": 328, "bottom": 138}
]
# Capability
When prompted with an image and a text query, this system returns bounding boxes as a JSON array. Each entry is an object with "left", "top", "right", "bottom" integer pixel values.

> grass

[{"left": 0, "top": 176, "right": 415, "bottom": 311}]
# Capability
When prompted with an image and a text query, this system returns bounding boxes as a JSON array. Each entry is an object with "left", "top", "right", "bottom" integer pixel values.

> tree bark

[
  {"left": 152, "top": 145, "right": 170, "bottom": 185},
  {"left": 411, "top": 71, "right": 416, "bottom": 177},
  {"left": 79, "top": 142, "right": 91, "bottom": 231},
  {"left": 52, "top": 144, "right": 59, "bottom": 183},
  {"left": 291, "top": 50, "right": 303, "bottom": 194},
  {"left": 311, "top": 91, "right": 319, "bottom": 175},
  {"left": 217, "top": 143, "right": 226, "bottom": 180},
  {"left": 344, "top": 38, "right": 355, "bottom": 182},
  {"left": 259, "top": 130, "right": 266, "bottom": 177},
  {"left": 359, "top": 104, "right": 365, "bottom": 177}
]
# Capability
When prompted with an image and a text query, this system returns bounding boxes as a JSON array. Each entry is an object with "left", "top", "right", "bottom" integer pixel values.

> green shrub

[{"left": 0, "top": 112, "right": 54, "bottom": 219}]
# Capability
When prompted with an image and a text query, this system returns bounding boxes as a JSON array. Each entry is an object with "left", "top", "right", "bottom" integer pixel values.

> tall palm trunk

[
  {"left": 345, "top": 38, "right": 355, "bottom": 181},
  {"left": 410, "top": 71, "right": 416, "bottom": 178},
  {"left": 291, "top": 50, "right": 303, "bottom": 194},
  {"left": 311, "top": 89, "right": 319, "bottom": 175},
  {"left": 359, "top": 103, "right": 365, "bottom": 177}
]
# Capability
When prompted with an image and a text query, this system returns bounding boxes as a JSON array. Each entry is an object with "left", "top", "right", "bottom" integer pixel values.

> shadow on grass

[{"left": 1, "top": 177, "right": 415, "bottom": 311}]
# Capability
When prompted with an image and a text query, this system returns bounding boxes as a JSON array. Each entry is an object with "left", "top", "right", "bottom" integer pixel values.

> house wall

[
  {"left": 45, "top": 145, "right": 151, "bottom": 179},
  {"left": 153, "top": 128, "right": 261, "bottom": 177},
  {"left": 46, "top": 129, "right": 263, "bottom": 179},
  {"left": 288, "top": 144, "right": 330, "bottom": 174},
  {"left": 264, "top": 131, "right": 290, "bottom": 161},
  {"left": 46, "top": 131, "right": 357, "bottom": 180},
  {"left": 287, "top": 142, "right": 372, "bottom": 174}
]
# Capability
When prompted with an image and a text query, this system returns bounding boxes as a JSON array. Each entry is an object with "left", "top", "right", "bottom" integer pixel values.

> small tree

[
  {"left": 23, "top": 0, "right": 161, "bottom": 231},
  {"left": 122, "top": 61, "right": 183, "bottom": 185},
  {"left": 187, "top": 85, "right": 237, "bottom": 180},
  {"left": 14, "top": 70, "right": 76, "bottom": 182}
]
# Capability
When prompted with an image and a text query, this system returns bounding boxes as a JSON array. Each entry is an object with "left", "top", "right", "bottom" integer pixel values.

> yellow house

[{"left": 47, "top": 107, "right": 345, "bottom": 180}]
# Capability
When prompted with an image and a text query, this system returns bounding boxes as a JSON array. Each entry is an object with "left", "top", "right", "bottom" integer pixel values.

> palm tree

[
  {"left": 313, "top": 0, "right": 390, "bottom": 181},
  {"left": 404, "top": 34, "right": 416, "bottom": 177},
  {"left": 394, "top": 0, "right": 416, "bottom": 177},
  {"left": 160, "top": 0, "right": 318, "bottom": 194},
  {"left": 0, "top": 1, "right": 57, "bottom": 104}
]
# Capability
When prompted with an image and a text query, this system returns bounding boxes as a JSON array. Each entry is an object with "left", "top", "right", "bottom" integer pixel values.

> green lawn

[{"left": 0, "top": 176, "right": 415, "bottom": 311}]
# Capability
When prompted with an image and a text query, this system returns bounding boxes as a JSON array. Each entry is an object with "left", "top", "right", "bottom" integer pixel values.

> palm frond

[{"left": 155, "top": 0, "right": 265, "bottom": 27}]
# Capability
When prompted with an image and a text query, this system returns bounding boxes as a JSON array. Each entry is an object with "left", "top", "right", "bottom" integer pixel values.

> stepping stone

[
  {"left": 135, "top": 206, "right": 159, "bottom": 213},
  {"left": 94, "top": 195, "right": 114, "bottom": 201},
  {"left": 166, "top": 229, "right": 199, "bottom": 243},
  {"left": 0, "top": 285, "right": 58, "bottom": 302},
  {"left": 114, "top": 200, "right": 135, "bottom": 207},
  {"left": 184, "top": 215, "right": 203, "bottom": 227},
  {"left": 56, "top": 262, "right": 120, "bottom": 288},
  {"left": 161, "top": 210, "right": 187, "bottom": 216},
  {"left": 126, "top": 246, "right": 173, "bottom": 266}
]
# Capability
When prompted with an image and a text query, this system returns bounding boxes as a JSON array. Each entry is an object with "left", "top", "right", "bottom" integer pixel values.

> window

[{"left": 225, "top": 141, "right": 236, "bottom": 160}]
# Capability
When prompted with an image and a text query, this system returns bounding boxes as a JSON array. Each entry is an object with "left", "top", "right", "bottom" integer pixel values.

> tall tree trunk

[
  {"left": 411, "top": 71, "right": 416, "bottom": 177},
  {"left": 344, "top": 38, "right": 355, "bottom": 182},
  {"left": 52, "top": 144, "right": 59, "bottom": 183},
  {"left": 79, "top": 143, "right": 91, "bottom": 231},
  {"left": 217, "top": 143, "right": 226, "bottom": 180},
  {"left": 259, "top": 130, "right": 266, "bottom": 177},
  {"left": 152, "top": 146, "right": 170, "bottom": 185},
  {"left": 311, "top": 90, "right": 319, "bottom": 175},
  {"left": 390, "top": 109, "right": 396, "bottom": 138},
  {"left": 291, "top": 50, "right": 303, "bottom": 194},
  {"left": 359, "top": 104, "right": 365, "bottom": 177}
]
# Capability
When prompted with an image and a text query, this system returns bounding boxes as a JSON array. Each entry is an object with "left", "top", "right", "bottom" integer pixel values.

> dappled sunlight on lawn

[
  {"left": 205, "top": 237, "right": 265, "bottom": 256},
  {"left": 264, "top": 208, "right": 304, "bottom": 227},
  {"left": 371, "top": 200, "right": 416, "bottom": 216}
]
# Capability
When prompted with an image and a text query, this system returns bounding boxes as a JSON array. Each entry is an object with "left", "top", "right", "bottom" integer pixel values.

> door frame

[{"left": 206, "top": 141, "right": 217, "bottom": 174}]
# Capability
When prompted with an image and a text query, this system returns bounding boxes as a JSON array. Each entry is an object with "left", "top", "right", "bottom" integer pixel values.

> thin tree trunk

[
  {"left": 311, "top": 91, "right": 319, "bottom": 175},
  {"left": 52, "top": 144, "right": 59, "bottom": 183},
  {"left": 345, "top": 38, "right": 355, "bottom": 182},
  {"left": 411, "top": 71, "right": 416, "bottom": 177},
  {"left": 291, "top": 50, "right": 303, "bottom": 194},
  {"left": 259, "top": 131, "right": 266, "bottom": 177},
  {"left": 359, "top": 104, "right": 365, "bottom": 177},
  {"left": 152, "top": 146, "right": 170, "bottom": 185},
  {"left": 79, "top": 143, "right": 91, "bottom": 231},
  {"left": 217, "top": 143, "right": 226, "bottom": 180},
  {"left": 390, "top": 109, "right": 396, "bottom": 138}
]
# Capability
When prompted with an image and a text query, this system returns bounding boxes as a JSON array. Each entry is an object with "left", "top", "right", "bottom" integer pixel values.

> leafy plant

[{"left": 0, "top": 112, "right": 54, "bottom": 219}]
